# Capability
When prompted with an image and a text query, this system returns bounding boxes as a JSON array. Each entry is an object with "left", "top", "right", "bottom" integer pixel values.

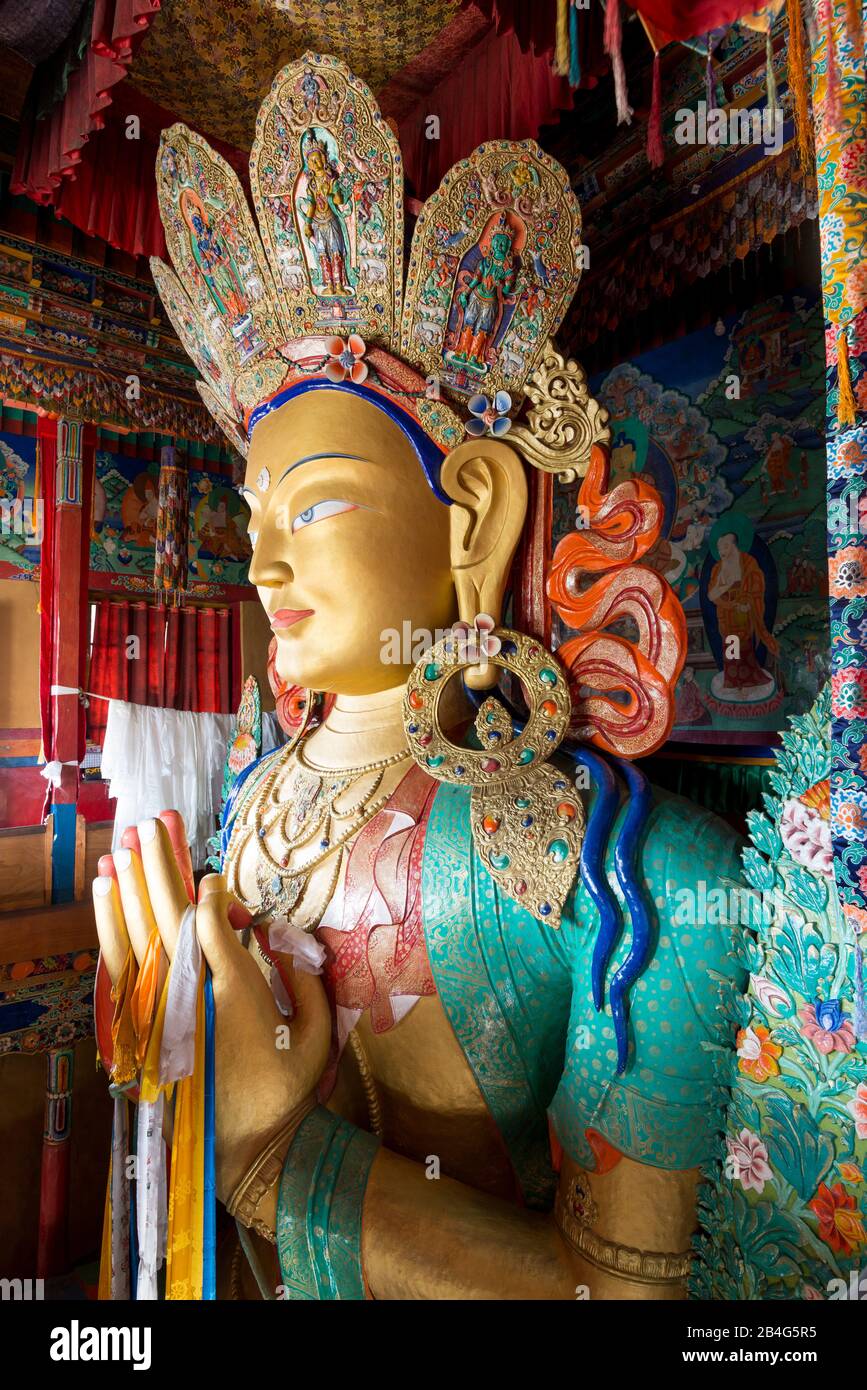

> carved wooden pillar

[{"left": 36, "top": 1046, "right": 74, "bottom": 1278}]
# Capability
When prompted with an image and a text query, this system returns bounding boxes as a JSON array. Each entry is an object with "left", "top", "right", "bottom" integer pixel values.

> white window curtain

[{"left": 101, "top": 700, "right": 235, "bottom": 867}]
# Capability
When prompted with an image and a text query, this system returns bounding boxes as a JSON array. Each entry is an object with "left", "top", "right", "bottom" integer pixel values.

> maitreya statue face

[{"left": 243, "top": 390, "right": 530, "bottom": 698}]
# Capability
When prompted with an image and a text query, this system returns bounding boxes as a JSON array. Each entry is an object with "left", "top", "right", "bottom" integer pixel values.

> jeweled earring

[
  {"left": 403, "top": 624, "right": 584, "bottom": 926},
  {"left": 403, "top": 623, "right": 570, "bottom": 785}
]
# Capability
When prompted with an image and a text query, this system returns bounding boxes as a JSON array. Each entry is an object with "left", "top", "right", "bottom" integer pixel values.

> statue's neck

[
  {"left": 300, "top": 678, "right": 469, "bottom": 774},
  {"left": 302, "top": 685, "right": 409, "bottom": 771}
]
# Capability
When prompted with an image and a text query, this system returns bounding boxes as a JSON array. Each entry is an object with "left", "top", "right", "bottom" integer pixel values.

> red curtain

[
  {"left": 399, "top": 24, "right": 579, "bottom": 200},
  {"left": 87, "top": 598, "right": 233, "bottom": 744},
  {"left": 11, "top": 1, "right": 160, "bottom": 208},
  {"left": 37, "top": 415, "right": 58, "bottom": 765}
]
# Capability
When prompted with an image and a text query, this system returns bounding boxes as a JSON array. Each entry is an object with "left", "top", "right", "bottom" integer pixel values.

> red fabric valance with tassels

[
  {"left": 623, "top": 1, "right": 772, "bottom": 41},
  {"left": 11, "top": 0, "right": 160, "bottom": 206}
]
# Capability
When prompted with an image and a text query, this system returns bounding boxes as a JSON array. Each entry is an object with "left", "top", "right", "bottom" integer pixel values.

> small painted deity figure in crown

[
  {"left": 296, "top": 128, "right": 354, "bottom": 297},
  {"left": 180, "top": 188, "right": 264, "bottom": 363},
  {"left": 450, "top": 212, "right": 520, "bottom": 373}
]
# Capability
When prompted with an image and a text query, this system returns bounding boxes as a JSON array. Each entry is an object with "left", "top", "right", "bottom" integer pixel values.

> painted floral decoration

[
  {"left": 799, "top": 999, "right": 856, "bottom": 1054},
  {"left": 466, "top": 391, "right": 512, "bottom": 438},
  {"left": 726, "top": 1129, "right": 774, "bottom": 1194},
  {"left": 325, "top": 335, "right": 368, "bottom": 385},
  {"left": 451, "top": 613, "right": 502, "bottom": 666},
  {"left": 780, "top": 795, "right": 833, "bottom": 877},
  {"left": 807, "top": 1183, "right": 867, "bottom": 1256},
  {"left": 736, "top": 1023, "right": 782, "bottom": 1081},
  {"left": 692, "top": 689, "right": 867, "bottom": 1301}
]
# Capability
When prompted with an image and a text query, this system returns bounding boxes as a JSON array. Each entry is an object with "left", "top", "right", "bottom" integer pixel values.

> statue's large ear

[{"left": 440, "top": 439, "right": 528, "bottom": 687}]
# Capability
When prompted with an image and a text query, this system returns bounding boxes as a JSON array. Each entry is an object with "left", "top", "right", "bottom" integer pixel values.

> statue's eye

[{"left": 291, "top": 499, "right": 356, "bottom": 533}]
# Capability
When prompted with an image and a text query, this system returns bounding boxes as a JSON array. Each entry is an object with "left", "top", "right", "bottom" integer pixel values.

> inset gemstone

[
  {"left": 540, "top": 698, "right": 557, "bottom": 717},
  {"left": 481, "top": 757, "right": 501, "bottom": 773},
  {"left": 426, "top": 754, "right": 445, "bottom": 768},
  {"left": 482, "top": 815, "right": 500, "bottom": 835},
  {"left": 547, "top": 838, "right": 569, "bottom": 864},
  {"left": 539, "top": 668, "right": 558, "bottom": 686},
  {"left": 539, "top": 902, "right": 552, "bottom": 916},
  {"left": 424, "top": 663, "right": 441, "bottom": 682},
  {"left": 518, "top": 748, "right": 535, "bottom": 765},
  {"left": 418, "top": 732, "right": 433, "bottom": 748},
  {"left": 557, "top": 801, "right": 577, "bottom": 821},
  {"left": 408, "top": 690, "right": 424, "bottom": 711},
  {"left": 490, "top": 852, "right": 510, "bottom": 870}
]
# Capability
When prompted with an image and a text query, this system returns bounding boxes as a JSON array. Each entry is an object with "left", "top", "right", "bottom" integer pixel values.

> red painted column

[{"left": 36, "top": 1047, "right": 74, "bottom": 1278}]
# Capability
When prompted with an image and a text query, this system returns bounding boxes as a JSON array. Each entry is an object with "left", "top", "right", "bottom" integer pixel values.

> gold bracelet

[
  {"left": 226, "top": 1097, "right": 317, "bottom": 1243},
  {"left": 554, "top": 1188, "right": 692, "bottom": 1286}
]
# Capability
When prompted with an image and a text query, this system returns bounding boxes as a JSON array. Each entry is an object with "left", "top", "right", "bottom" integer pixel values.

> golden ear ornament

[
  {"left": 507, "top": 343, "right": 612, "bottom": 485},
  {"left": 403, "top": 625, "right": 584, "bottom": 926}
]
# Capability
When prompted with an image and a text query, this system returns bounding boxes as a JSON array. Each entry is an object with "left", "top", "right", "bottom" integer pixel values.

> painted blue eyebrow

[
  {"left": 277, "top": 453, "right": 371, "bottom": 486},
  {"left": 240, "top": 453, "right": 373, "bottom": 499}
]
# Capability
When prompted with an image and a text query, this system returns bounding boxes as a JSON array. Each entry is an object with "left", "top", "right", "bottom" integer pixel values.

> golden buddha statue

[{"left": 93, "top": 53, "right": 748, "bottom": 1301}]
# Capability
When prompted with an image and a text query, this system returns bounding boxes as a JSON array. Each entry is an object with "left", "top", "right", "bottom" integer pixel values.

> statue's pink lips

[{"left": 270, "top": 608, "right": 314, "bottom": 630}]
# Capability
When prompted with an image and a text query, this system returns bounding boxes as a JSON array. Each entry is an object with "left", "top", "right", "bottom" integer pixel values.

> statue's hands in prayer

[{"left": 92, "top": 812, "right": 331, "bottom": 1202}]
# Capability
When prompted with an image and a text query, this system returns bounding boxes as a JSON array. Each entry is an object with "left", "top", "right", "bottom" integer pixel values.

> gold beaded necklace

[{"left": 225, "top": 734, "right": 410, "bottom": 922}]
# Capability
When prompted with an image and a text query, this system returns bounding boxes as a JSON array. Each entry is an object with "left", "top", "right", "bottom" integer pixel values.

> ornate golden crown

[{"left": 151, "top": 51, "right": 608, "bottom": 471}]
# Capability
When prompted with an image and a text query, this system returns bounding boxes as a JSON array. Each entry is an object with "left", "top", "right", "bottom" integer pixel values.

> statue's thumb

[{"left": 195, "top": 874, "right": 248, "bottom": 977}]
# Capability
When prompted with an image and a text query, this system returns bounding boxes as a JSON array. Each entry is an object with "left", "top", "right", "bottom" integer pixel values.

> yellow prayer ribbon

[
  {"left": 165, "top": 971, "right": 206, "bottom": 1300},
  {"left": 131, "top": 927, "right": 163, "bottom": 1069},
  {"left": 110, "top": 947, "right": 139, "bottom": 1087}
]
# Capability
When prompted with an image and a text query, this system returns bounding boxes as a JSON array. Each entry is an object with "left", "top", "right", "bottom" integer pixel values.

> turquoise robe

[{"left": 224, "top": 759, "right": 748, "bottom": 1296}]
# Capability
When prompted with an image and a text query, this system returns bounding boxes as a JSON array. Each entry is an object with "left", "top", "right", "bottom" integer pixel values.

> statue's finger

[
  {"left": 114, "top": 846, "right": 161, "bottom": 965},
  {"left": 97, "top": 854, "right": 117, "bottom": 880},
  {"left": 92, "top": 872, "right": 130, "bottom": 985},
  {"left": 138, "top": 817, "right": 188, "bottom": 959},
  {"left": 120, "top": 825, "right": 142, "bottom": 855},
  {"left": 158, "top": 809, "right": 195, "bottom": 903}
]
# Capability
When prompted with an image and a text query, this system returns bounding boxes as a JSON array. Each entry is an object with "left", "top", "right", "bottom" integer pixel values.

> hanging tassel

[
  {"left": 837, "top": 327, "right": 857, "bottom": 427},
  {"left": 647, "top": 50, "right": 664, "bottom": 169},
  {"left": 554, "top": 0, "right": 569, "bottom": 76},
  {"left": 568, "top": 0, "right": 582, "bottom": 88},
  {"left": 824, "top": 0, "right": 844, "bottom": 132},
  {"left": 786, "top": 0, "right": 813, "bottom": 172},
  {"left": 705, "top": 35, "right": 715, "bottom": 110},
  {"left": 765, "top": 31, "right": 778, "bottom": 139},
  {"left": 604, "top": 0, "right": 633, "bottom": 125}
]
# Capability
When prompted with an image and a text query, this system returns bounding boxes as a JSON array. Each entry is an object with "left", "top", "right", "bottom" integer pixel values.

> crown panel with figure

[
  {"left": 250, "top": 53, "right": 404, "bottom": 349},
  {"left": 150, "top": 258, "right": 235, "bottom": 416},
  {"left": 156, "top": 124, "right": 290, "bottom": 415},
  {"left": 401, "top": 141, "right": 583, "bottom": 404}
]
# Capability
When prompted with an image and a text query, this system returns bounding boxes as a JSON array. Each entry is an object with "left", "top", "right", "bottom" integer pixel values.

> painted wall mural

[
  {"left": 563, "top": 292, "right": 829, "bottom": 747},
  {"left": 90, "top": 451, "right": 251, "bottom": 593},
  {"left": 0, "top": 430, "right": 40, "bottom": 580}
]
